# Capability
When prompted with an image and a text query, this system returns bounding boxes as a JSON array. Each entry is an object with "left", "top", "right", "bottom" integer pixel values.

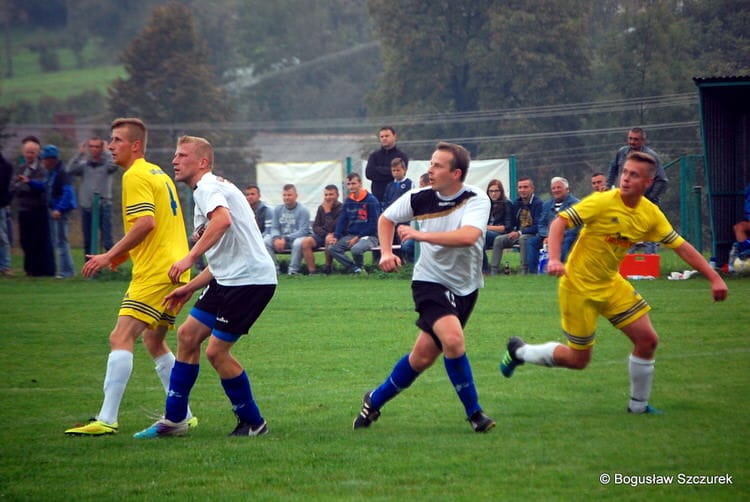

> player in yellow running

[
  {"left": 500, "top": 151, "right": 728, "bottom": 413},
  {"left": 66, "top": 118, "right": 195, "bottom": 435}
]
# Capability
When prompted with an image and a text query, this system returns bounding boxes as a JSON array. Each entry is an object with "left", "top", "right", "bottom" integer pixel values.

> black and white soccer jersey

[{"left": 383, "top": 185, "right": 490, "bottom": 296}]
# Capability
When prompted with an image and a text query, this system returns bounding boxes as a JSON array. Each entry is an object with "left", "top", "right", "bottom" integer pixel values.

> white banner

[{"left": 257, "top": 161, "right": 344, "bottom": 216}]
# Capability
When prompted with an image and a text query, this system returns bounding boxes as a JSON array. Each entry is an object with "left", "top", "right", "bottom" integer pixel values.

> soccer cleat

[
  {"left": 468, "top": 410, "right": 496, "bottom": 432},
  {"left": 187, "top": 416, "right": 199, "bottom": 428},
  {"left": 628, "top": 404, "right": 663, "bottom": 415},
  {"left": 353, "top": 390, "right": 381, "bottom": 429},
  {"left": 133, "top": 417, "right": 190, "bottom": 439},
  {"left": 499, "top": 336, "right": 525, "bottom": 378},
  {"left": 229, "top": 419, "right": 268, "bottom": 437},
  {"left": 65, "top": 418, "right": 118, "bottom": 436}
]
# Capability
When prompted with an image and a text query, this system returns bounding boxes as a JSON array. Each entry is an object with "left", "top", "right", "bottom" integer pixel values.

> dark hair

[
  {"left": 486, "top": 179, "right": 506, "bottom": 200},
  {"left": 379, "top": 126, "right": 396, "bottom": 135},
  {"left": 592, "top": 172, "right": 604, "bottom": 178},
  {"left": 347, "top": 172, "right": 361, "bottom": 182},
  {"left": 21, "top": 135, "right": 41, "bottom": 146},
  {"left": 324, "top": 184, "right": 339, "bottom": 193},
  {"left": 435, "top": 141, "right": 470, "bottom": 181},
  {"left": 390, "top": 157, "right": 406, "bottom": 169},
  {"left": 282, "top": 183, "right": 296, "bottom": 192}
]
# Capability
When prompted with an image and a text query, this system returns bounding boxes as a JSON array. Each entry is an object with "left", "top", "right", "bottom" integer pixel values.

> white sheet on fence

[
  {"left": 258, "top": 158, "right": 510, "bottom": 217},
  {"left": 257, "top": 161, "right": 345, "bottom": 217}
]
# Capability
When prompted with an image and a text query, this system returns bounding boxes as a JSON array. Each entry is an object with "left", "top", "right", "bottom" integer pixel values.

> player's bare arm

[
  {"left": 410, "top": 225, "right": 482, "bottom": 248},
  {"left": 82, "top": 215, "right": 154, "bottom": 277},
  {"left": 672, "top": 241, "right": 729, "bottom": 301},
  {"left": 378, "top": 214, "right": 401, "bottom": 272}
]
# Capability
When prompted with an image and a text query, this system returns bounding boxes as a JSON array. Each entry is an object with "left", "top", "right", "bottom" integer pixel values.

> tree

[
  {"left": 684, "top": 0, "right": 750, "bottom": 75},
  {"left": 233, "top": 0, "right": 380, "bottom": 121},
  {"left": 108, "top": 1, "right": 232, "bottom": 167}
]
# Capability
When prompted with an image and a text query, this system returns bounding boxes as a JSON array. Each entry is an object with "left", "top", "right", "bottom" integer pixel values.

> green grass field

[{"left": 0, "top": 252, "right": 748, "bottom": 501}]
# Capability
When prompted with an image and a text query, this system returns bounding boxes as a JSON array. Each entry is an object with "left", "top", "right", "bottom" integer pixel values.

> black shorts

[
  {"left": 412, "top": 281, "right": 478, "bottom": 349},
  {"left": 191, "top": 280, "right": 276, "bottom": 342}
]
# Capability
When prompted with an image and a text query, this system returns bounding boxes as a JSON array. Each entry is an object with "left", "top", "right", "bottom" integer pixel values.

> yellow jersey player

[
  {"left": 66, "top": 118, "right": 194, "bottom": 435},
  {"left": 500, "top": 151, "right": 728, "bottom": 414}
]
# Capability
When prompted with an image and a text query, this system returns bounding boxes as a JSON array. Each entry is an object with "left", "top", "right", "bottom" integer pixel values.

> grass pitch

[{"left": 0, "top": 254, "right": 748, "bottom": 501}]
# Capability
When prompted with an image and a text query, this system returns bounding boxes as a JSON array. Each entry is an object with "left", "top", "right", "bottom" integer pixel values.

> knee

[
  {"left": 204, "top": 344, "right": 227, "bottom": 368},
  {"left": 177, "top": 324, "right": 201, "bottom": 353},
  {"left": 635, "top": 332, "right": 659, "bottom": 358}
]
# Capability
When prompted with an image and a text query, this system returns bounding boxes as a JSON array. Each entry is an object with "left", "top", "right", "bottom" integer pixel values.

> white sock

[
  {"left": 628, "top": 354, "right": 655, "bottom": 412},
  {"left": 97, "top": 350, "right": 133, "bottom": 425},
  {"left": 153, "top": 352, "right": 193, "bottom": 420},
  {"left": 517, "top": 342, "right": 559, "bottom": 367}
]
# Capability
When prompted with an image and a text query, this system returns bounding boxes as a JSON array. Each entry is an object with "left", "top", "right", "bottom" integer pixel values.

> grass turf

[{"left": 0, "top": 253, "right": 748, "bottom": 500}]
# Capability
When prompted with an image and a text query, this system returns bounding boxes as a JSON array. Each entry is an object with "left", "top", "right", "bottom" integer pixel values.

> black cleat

[
  {"left": 353, "top": 390, "right": 381, "bottom": 429},
  {"left": 229, "top": 419, "right": 268, "bottom": 436},
  {"left": 468, "top": 410, "right": 496, "bottom": 432},
  {"left": 499, "top": 336, "right": 525, "bottom": 378}
]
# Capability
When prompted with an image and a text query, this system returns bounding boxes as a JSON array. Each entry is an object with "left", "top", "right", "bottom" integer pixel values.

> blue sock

[
  {"left": 222, "top": 371, "right": 263, "bottom": 427},
  {"left": 444, "top": 353, "right": 481, "bottom": 417},
  {"left": 371, "top": 354, "right": 420, "bottom": 409},
  {"left": 165, "top": 361, "right": 199, "bottom": 422}
]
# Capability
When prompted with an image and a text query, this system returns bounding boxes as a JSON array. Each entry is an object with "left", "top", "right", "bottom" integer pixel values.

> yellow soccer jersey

[
  {"left": 559, "top": 189, "right": 684, "bottom": 300},
  {"left": 121, "top": 158, "right": 189, "bottom": 284}
]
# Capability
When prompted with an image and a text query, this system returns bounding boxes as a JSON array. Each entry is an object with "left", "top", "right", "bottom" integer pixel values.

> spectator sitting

[
  {"left": 729, "top": 183, "right": 750, "bottom": 266},
  {"left": 484, "top": 179, "right": 513, "bottom": 275},
  {"left": 526, "top": 176, "right": 580, "bottom": 274},
  {"left": 301, "top": 184, "right": 343, "bottom": 275},
  {"left": 265, "top": 184, "right": 311, "bottom": 275},
  {"left": 328, "top": 172, "right": 380, "bottom": 274},
  {"left": 492, "top": 176, "right": 543, "bottom": 274},
  {"left": 244, "top": 184, "right": 272, "bottom": 238},
  {"left": 591, "top": 172, "right": 607, "bottom": 192}
]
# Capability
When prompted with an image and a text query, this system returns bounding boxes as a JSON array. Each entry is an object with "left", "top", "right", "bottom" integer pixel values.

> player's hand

[
  {"left": 82, "top": 253, "right": 110, "bottom": 277},
  {"left": 379, "top": 253, "right": 402, "bottom": 273},
  {"left": 710, "top": 277, "right": 728, "bottom": 302},
  {"left": 546, "top": 259, "right": 566, "bottom": 277},
  {"left": 397, "top": 225, "right": 417, "bottom": 243},
  {"left": 347, "top": 236, "right": 359, "bottom": 248},
  {"left": 163, "top": 286, "right": 193, "bottom": 311},
  {"left": 169, "top": 256, "right": 194, "bottom": 284}
]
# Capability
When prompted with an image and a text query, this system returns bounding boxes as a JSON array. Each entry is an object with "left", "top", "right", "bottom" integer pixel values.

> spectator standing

[
  {"left": 36, "top": 145, "right": 77, "bottom": 278},
  {"left": 606, "top": 128, "right": 667, "bottom": 254},
  {"left": 65, "top": 118, "right": 193, "bottom": 436},
  {"left": 365, "top": 126, "right": 409, "bottom": 203},
  {"left": 301, "top": 184, "right": 342, "bottom": 275},
  {"left": 244, "top": 184, "right": 272, "bottom": 238},
  {"left": 0, "top": 151, "right": 12, "bottom": 275},
  {"left": 381, "top": 157, "right": 413, "bottom": 210},
  {"left": 485, "top": 179, "right": 514, "bottom": 275},
  {"left": 329, "top": 172, "right": 380, "bottom": 274},
  {"left": 265, "top": 184, "right": 311, "bottom": 275},
  {"left": 353, "top": 142, "right": 495, "bottom": 432},
  {"left": 728, "top": 183, "right": 750, "bottom": 267},
  {"left": 12, "top": 136, "right": 54, "bottom": 276},
  {"left": 525, "top": 177, "right": 579, "bottom": 274},
  {"left": 68, "top": 137, "right": 120, "bottom": 257}
]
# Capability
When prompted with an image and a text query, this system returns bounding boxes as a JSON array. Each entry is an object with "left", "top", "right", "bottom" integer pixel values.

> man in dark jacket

[
  {"left": 12, "top": 136, "right": 54, "bottom": 276},
  {"left": 365, "top": 126, "right": 409, "bottom": 203}
]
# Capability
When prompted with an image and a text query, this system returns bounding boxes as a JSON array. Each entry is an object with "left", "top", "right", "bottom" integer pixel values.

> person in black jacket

[{"left": 365, "top": 126, "right": 409, "bottom": 203}]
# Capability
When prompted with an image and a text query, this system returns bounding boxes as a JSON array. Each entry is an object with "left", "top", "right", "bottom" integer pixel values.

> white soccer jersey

[
  {"left": 384, "top": 184, "right": 489, "bottom": 296},
  {"left": 193, "top": 173, "right": 277, "bottom": 286}
]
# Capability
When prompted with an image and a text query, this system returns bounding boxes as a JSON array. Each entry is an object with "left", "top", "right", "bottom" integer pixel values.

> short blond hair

[
  {"left": 177, "top": 135, "right": 214, "bottom": 168},
  {"left": 111, "top": 117, "right": 148, "bottom": 152}
]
